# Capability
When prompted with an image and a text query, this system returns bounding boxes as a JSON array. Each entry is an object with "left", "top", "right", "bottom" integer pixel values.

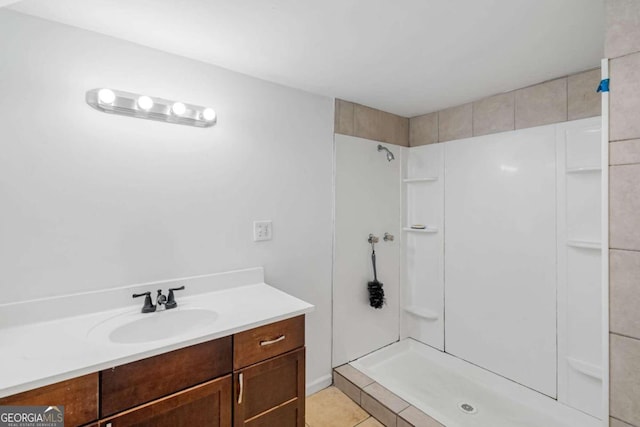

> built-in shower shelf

[
  {"left": 404, "top": 306, "right": 439, "bottom": 320},
  {"left": 403, "top": 177, "right": 438, "bottom": 183},
  {"left": 403, "top": 227, "right": 438, "bottom": 233},
  {"left": 566, "top": 166, "right": 601, "bottom": 174},
  {"left": 567, "top": 240, "right": 601, "bottom": 250},
  {"left": 566, "top": 357, "right": 602, "bottom": 380}
]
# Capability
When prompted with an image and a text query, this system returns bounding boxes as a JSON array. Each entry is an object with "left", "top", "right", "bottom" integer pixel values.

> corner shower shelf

[
  {"left": 403, "top": 227, "right": 438, "bottom": 233},
  {"left": 567, "top": 240, "right": 601, "bottom": 250},
  {"left": 566, "top": 166, "right": 601, "bottom": 174},
  {"left": 404, "top": 306, "right": 439, "bottom": 320},
  {"left": 403, "top": 177, "right": 438, "bottom": 183}
]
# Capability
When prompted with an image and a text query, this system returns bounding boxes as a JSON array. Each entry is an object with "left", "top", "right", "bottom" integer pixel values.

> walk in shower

[{"left": 333, "top": 115, "right": 606, "bottom": 427}]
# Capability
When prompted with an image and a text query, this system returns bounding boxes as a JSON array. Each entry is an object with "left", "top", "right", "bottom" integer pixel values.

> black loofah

[
  {"left": 368, "top": 243, "right": 385, "bottom": 309},
  {"left": 368, "top": 280, "right": 385, "bottom": 309}
]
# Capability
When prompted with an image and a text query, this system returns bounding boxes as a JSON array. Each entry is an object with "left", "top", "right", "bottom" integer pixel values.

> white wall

[
  {"left": 333, "top": 135, "right": 401, "bottom": 366},
  {"left": 0, "top": 10, "right": 334, "bottom": 391}
]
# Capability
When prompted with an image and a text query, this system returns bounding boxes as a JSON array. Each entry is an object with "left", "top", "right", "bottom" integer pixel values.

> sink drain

[{"left": 458, "top": 402, "right": 478, "bottom": 414}]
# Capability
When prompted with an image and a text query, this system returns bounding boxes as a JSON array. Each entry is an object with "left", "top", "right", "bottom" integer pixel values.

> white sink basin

[{"left": 88, "top": 308, "right": 218, "bottom": 345}]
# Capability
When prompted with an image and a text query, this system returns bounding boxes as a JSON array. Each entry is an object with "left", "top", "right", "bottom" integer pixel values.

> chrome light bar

[{"left": 86, "top": 88, "right": 217, "bottom": 128}]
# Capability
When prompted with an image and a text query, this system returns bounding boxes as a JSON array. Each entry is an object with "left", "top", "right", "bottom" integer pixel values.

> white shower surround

[
  {"left": 335, "top": 117, "right": 606, "bottom": 426},
  {"left": 401, "top": 117, "right": 603, "bottom": 419}
]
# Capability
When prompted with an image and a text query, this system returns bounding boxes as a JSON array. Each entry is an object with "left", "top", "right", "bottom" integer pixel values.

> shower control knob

[{"left": 383, "top": 232, "right": 394, "bottom": 242}]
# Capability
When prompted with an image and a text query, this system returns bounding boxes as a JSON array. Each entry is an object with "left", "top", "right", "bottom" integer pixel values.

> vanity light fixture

[{"left": 86, "top": 88, "right": 217, "bottom": 128}]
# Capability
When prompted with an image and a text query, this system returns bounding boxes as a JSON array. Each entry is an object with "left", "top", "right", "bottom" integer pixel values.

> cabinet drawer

[
  {"left": 99, "top": 375, "right": 231, "bottom": 427},
  {"left": 233, "top": 315, "right": 304, "bottom": 369},
  {"left": 0, "top": 373, "right": 98, "bottom": 427},
  {"left": 101, "top": 336, "right": 232, "bottom": 417}
]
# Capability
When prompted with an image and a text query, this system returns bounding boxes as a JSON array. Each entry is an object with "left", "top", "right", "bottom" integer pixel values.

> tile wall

[
  {"left": 334, "top": 100, "right": 409, "bottom": 146},
  {"left": 607, "top": 0, "right": 640, "bottom": 426},
  {"left": 335, "top": 69, "right": 600, "bottom": 148},
  {"left": 409, "top": 69, "right": 601, "bottom": 145}
]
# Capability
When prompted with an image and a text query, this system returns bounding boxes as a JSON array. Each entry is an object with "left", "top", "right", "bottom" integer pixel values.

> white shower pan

[{"left": 350, "top": 339, "right": 600, "bottom": 427}]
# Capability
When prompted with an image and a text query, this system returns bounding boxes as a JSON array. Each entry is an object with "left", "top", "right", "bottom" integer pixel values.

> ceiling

[{"left": 7, "top": 0, "right": 604, "bottom": 117}]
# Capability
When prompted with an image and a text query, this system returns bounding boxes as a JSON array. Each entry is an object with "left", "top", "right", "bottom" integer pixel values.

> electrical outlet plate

[{"left": 253, "top": 220, "right": 273, "bottom": 242}]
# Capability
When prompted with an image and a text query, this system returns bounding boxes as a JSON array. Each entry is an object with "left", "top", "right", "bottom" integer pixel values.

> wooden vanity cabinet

[
  {"left": 1, "top": 315, "right": 306, "bottom": 427},
  {"left": 233, "top": 315, "right": 305, "bottom": 427}
]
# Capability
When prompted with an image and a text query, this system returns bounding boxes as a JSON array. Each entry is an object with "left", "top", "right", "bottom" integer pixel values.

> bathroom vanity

[
  {"left": 0, "top": 268, "right": 312, "bottom": 427},
  {"left": 0, "top": 315, "right": 304, "bottom": 426}
]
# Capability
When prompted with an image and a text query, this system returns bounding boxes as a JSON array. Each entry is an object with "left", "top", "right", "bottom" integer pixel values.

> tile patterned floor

[{"left": 306, "top": 386, "right": 384, "bottom": 427}]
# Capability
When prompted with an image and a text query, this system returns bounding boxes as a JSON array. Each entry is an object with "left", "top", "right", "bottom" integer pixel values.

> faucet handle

[
  {"left": 132, "top": 291, "right": 156, "bottom": 313},
  {"left": 166, "top": 286, "right": 185, "bottom": 310}
]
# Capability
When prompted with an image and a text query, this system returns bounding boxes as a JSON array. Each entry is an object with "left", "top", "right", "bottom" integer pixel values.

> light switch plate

[{"left": 253, "top": 220, "right": 273, "bottom": 241}]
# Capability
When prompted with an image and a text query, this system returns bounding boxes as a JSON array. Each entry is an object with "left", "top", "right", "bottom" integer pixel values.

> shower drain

[{"left": 457, "top": 402, "right": 478, "bottom": 414}]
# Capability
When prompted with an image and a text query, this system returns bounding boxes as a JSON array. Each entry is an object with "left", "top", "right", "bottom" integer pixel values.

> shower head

[{"left": 378, "top": 145, "right": 395, "bottom": 162}]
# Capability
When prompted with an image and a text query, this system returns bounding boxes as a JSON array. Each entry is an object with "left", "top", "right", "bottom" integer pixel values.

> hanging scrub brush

[{"left": 368, "top": 236, "right": 385, "bottom": 309}]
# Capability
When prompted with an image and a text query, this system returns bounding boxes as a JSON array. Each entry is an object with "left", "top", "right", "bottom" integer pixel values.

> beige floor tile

[
  {"left": 307, "top": 386, "right": 369, "bottom": 427},
  {"left": 357, "top": 417, "right": 385, "bottom": 427}
]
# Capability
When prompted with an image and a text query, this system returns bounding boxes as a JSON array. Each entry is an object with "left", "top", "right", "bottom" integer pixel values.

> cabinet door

[
  {"left": 99, "top": 375, "right": 231, "bottom": 427},
  {"left": 234, "top": 348, "right": 304, "bottom": 427}
]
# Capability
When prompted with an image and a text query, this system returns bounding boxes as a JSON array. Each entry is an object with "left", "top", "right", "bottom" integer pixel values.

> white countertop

[{"left": 0, "top": 268, "right": 313, "bottom": 398}]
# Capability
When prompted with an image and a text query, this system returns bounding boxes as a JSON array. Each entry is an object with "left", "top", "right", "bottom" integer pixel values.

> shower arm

[{"left": 377, "top": 145, "right": 395, "bottom": 162}]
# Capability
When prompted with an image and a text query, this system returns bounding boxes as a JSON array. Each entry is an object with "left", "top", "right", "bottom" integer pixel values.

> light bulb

[
  {"left": 172, "top": 102, "right": 186, "bottom": 116},
  {"left": 137, "top": 95, "right": 154, "bottom": 111},
  {"left": 202, "top": 108, "right": 216, "bottom": 122},
  {"left": 98, "top": 88, "right": 116, "bottom": 104}
]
